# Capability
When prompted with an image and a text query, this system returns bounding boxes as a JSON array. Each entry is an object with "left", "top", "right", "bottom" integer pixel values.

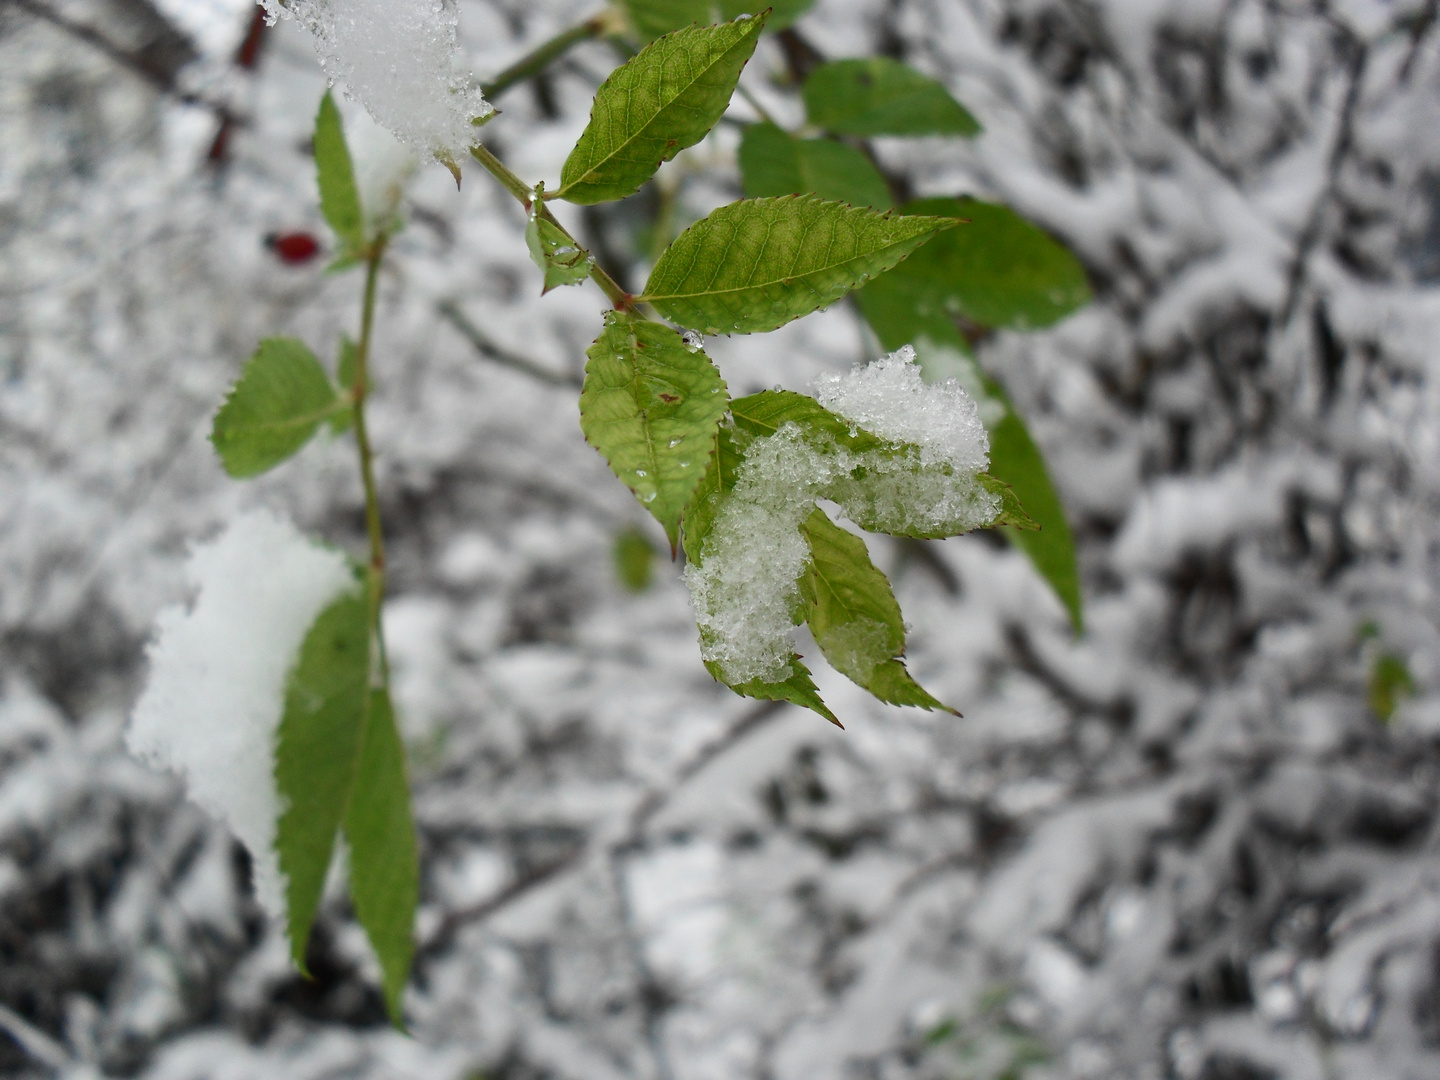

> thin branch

[
  {"left": 437, "top": 299, "right": 582, "bottom": 388},
  {"left": 479, "top": 10, "right": 625, "bottom": 101},
  {"left": 351, "top": 240, "right": 391, "bottom": 681}
]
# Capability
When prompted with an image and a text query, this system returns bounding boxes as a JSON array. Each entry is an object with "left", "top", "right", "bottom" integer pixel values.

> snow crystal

[
  {"left": 126, "top": 510, "right": 358, "bottom": 918},
  {"left": 263, "top": 0, "right": 492, "bottom": 159},
  {"left": 686, "top": 348, "right": 996, "bottom": 685},
  {"left": 345, "top": 107, "right": 419, "bottom": 231}
]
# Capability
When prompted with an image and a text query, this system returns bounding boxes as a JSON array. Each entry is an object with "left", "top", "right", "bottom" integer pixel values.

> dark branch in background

[
  {"left": 437, "top": 300, "right": 583, "bottom": 388},
  {"left": 418, "top": 701, "right": 786, "bottom": 961},
  {"left": 207, "top": 2, "right": 270, "bottom": 164}
]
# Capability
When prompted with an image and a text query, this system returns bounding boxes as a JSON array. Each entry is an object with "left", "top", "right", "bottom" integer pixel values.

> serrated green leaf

[
  {"left": 212, "top": 337, "right": 346, "bottom": 477},
  {"left": 865, "top": 197, "right": 1091, "bottom": 331},
  {"left": 315, "top": 91, "right": 366, "bottom": 255},
  {"left": 798, "top": 507, "right": 953, "bottom": 712},
  {"left": 738, "top": 122, "right": 893, "bottom": 209},
  {"left": 730, "top": 389, "right": 888, "bottom": 452},
  {"left": 581, "top": 311, "right": 730, "bottom": 550},
  {"left": 330, "top": 337, "right": 357, "bottom": 435},
  {"left": 525, "top": 191, "right": 594, "bottom": 292},
  {"left": 642, "top": 195, "right": 956, "bottom": 334},
  {"left": 855, "top": 275, "right": 1084, "bottom": 630},
  {"left": 623, "top": 0, "right": 814, "bottom": 42},
  {"left": 343, "top": 687, "right": 418, "bottom": 1025},
  {"left": 704, "top": 654, "right": 841, "bottom": 727},
  {"left": 803, "top": 58, "right": 981, "bottom": 137},
  {"left": 274, "top": 591, "right": 370, "bottom": 974},
  {"left": 557, "top": 14, "right": 767, "bottom": 204}
]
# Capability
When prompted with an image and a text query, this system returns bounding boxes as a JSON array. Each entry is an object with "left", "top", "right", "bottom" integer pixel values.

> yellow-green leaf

[
  {"left": 642, "top": 195, "right": 956, "bottom": 334},
  {"left": 212, "top": 337, "right": 346, "bottom": 477},
  {"left": 581, "top": 311, "right": 730, "bottom": 550},
  {"left": 623, "top": 0, "right": 813, "bottom": 41},
  {"left": 704, "top": 654, "right": 842, "bottom": 727},
  {"left": 803, "top": 58, "right": 980, "bottom": 137},
  {"left": 557, "top": 13, "right": 767, "bottom": 204},
  {"left": 525, "top": 200, "right": 594, "bottom": 292}
]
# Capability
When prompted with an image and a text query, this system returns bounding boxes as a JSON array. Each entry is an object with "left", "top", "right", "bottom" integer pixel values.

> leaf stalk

[{"left": 350, "top": 237, "right": 391, "bottom": 683}]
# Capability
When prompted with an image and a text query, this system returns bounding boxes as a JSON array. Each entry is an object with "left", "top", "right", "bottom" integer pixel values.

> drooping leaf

[
  {"left": 343, "top": 687, "right": 418, "bottom": 1024},
  {"left": 855, "top": 278, "right": 1084, "bottom": 630},
  {"left": 613, "top": 526, "right": 657, "bottom": 592},
  {"left": 525, "top": 198, "right": 594, "bottom": 293},
  {"left": 557, "top": 14, "right": 767, "bottom": 204},
  {"left": 738, "top": 122, "right": 893, "bottom": 209},
  {"left": 703, "top": 654, "right": 841, "bottom": 727},
  {"left": 274, "top": 591, "right": 371, "bottom": 974},
  {"left": 314, "top": 91, "right": 366, "bottom": 255},
  {"left": 329, "top": 337, "right": 357, "bottom": 435},
  {"left": 798, "top": 507, "right": 953, "bottom": 712},
  {"left": 212, "top": 337, "right": 346, "bottom": 477},
  {"left": 730, "top": 389, "right": 888, "bottom": 452},
  {"left": 623, "top": 0, "right": 814, "bottom": 41},
  {"left": 642, "top": 195, "right": 956, "bottom": 334},
  {"left": 581, "top": 311, "right": 730, "bottom": 550},
  {"left": 803, "top": 57, "right": 981, "bottom": 137},
  {"left": 863, "top": 197, "right": 1091, "bottom": 332}
]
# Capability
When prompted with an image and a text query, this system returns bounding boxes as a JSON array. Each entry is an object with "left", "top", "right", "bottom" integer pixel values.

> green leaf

[
  {"left": 275, "top": 594, "right": 418, "bottom": 1024},
  {"left": 803, "top": 58, "right": 981, "bottom": 137},
  {"left": 274, "top": 591, "right": 371, "bottom": 974},
  {"left": 738, "top": 122, "right": 893, "bottom": 209},
  {"left": 730, "top": 389, "right": 888, "bottom": 452},
  {"left": 799, "top": 507, "right": 953, "bottom": 711},
  {"left": 863, "top": 197, "right": 1091, "bottom": 331},
  {"left": 856, "top": 249, "right": 1085, "bottom": 631},
  {"left": 343, "top": 687, "right": 418, "bottom": 1024},
  {"left": 314, "top": 91, "right": 366, "bottom": 255},
  {"left": 704, "top": 654, "right": 841, "bottom": 727},
  {"left": 525, "top": 188, "right": 594, "bottom": 292},
  {"left": 212, "top": 337, "right": 346, "bottom": 477},
  {"left": 1370, "top": 653, "right": 1416, "bottom": 722},
  {"left": 614, "top": 526, "right": 657, "bottom": 592},
  {"left": 642, "top": 196, "right": 956, "bottom": 334},
  {"left": 623, "top": 0, "right": 814, "bottom": 42},
  {"left": 330, "top": 337, "right": 357, "bottom": 435},
  {"left": 557, "top": 14, "right": 767, "bottom": 204},
  {"left": 581, "top": 311, "right": 730, "bottom": 551}
]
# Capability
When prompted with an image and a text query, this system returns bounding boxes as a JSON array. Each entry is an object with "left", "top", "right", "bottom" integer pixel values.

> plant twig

[
  {"left": 437, "top": 300, "right": 582, "bottom": 387},
  {"left": 479, "top": 10, "right": 625, "bottom": 100},
  {"left": 351, "top": 240, "right": 391, "bottom": 682},
  {"left": 467, "top": 141, "right": 634, "bottom": 310}
]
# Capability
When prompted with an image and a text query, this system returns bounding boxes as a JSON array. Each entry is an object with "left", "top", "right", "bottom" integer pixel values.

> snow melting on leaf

[{"left": 125, "top": 510, "right": 358, "bottom": 920}]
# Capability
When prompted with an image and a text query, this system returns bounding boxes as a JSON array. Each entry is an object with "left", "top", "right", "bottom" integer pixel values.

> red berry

[{"left": 270, "top": 232, "right": 321, "bottom": 265}]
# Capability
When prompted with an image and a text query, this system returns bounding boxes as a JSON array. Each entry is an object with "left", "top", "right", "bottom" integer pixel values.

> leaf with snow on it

[{"left": 125, "top": 510, "right": 359, "bottom": 922}]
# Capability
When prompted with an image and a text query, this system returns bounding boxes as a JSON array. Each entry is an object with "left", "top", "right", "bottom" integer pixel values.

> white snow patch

[
  {"left": 686, "top": 347, "right": 996, "bottom": 685},
  {"left": 126, "top": 509, "right": 357, "bottom": 919},
  {"left": 262, "top": 0, "right": 492, "bottom": 159}
]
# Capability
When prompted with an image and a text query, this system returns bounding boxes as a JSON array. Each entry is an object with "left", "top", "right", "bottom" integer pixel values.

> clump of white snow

[
  {"left": 263, "top": 0, "right": 492, "bottom": 159},
  {"left": 345, "top": 107, "right": 420, "bottom": 232},
  {"left": 687, "top": 347, "right": 996, "bottom": 685},
  {"left": 126, "top": 510, "right": 358, "bottom": 918}
]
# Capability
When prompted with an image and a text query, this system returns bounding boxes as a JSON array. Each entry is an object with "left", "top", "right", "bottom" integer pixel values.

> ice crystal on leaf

[
  {"left": 686, "top": 347, "right": 997, "bottom": 685},
  {"left": 263, "top": 0, "right": 492, "bottom": 159},
  {"left": 126, "top": 510, "right": 358, "bottom": 918}
]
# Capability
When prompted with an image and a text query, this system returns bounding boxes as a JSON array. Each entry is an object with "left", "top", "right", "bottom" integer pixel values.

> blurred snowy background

[{"left": 4, "top": 0, "right": 1440, "bottom": 1077}]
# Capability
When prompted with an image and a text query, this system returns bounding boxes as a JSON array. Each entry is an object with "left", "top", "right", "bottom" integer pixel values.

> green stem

[
  {"left": 351, "top": 238, "right": 391, "bottom": 683},
  {"left": 467, "top": 142, "right": 634, "bottom": 310},
  {"left": 479, "top": 10, "right": 622, "bottom": 100},
  {"left": 735, "top": 82, "right": 780, "bottom": 127}
]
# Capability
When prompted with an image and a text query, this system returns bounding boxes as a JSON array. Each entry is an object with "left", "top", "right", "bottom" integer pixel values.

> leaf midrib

[{"left": 223, "top": 398, "right": 347, "bottom": 438}]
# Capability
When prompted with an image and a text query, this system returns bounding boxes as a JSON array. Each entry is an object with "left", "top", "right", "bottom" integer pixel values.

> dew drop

[
  {"left": 641, "top": 491, "right": 657, "bottom": 503},
  {"left": 668, "top": 437, "right": 683, "bottom": 447},
  {"left": 681, "top": 330, "right": 704, "bottom": 352},
  {"left": 635, "top": 469, "right": 647, "bottom": 477}
]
